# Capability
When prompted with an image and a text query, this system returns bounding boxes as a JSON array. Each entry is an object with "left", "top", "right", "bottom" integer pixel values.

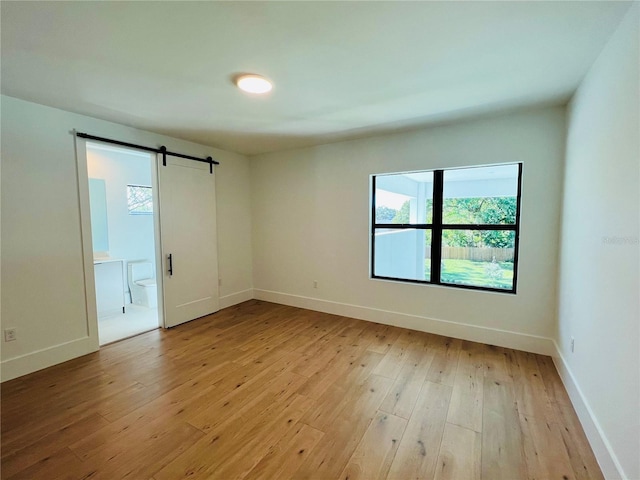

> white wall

[
  {"left": 375, "top": 230, "right": 425, "bottom": 281},
  {"left": 87, "top": 145, "right": 156, "bottom": 303},
  {"left": 557, "top": 5, "right": 639, "bottom": 480},
  {"left": 251, "top": 106, "right": 566, "bottom": 353},
  {"left": 0, "top": 95, "right": 253, "bottom": 381}
]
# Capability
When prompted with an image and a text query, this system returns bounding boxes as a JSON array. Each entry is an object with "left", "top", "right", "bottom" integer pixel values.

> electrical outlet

[
  {"left": 313, "top": 280, "right": 318, "bottom": 289},
  {"left": 4, "top": 328, "right": 17, "bottom": 342},
  {"left": 570, "top": 337, "right": 575, "bottom": 353}
]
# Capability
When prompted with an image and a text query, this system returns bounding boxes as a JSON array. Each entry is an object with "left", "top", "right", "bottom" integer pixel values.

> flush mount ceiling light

[{"left": 235, "top": 74, "right": 273, "bottom": 94}]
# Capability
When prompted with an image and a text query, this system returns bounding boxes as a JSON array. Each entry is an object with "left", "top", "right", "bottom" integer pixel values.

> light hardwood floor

[{"left": 1, "top": 300, "right": 603, "bottom": 480}]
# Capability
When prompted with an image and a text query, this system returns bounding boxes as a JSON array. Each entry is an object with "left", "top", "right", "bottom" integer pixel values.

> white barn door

[{"left": 158, "top": 154, "right": 219, "bottom": 328}]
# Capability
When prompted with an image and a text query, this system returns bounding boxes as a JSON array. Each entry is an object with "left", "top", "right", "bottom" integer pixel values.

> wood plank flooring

[{"left": 1, "top": 300, "right": 603, "bottom": 480}]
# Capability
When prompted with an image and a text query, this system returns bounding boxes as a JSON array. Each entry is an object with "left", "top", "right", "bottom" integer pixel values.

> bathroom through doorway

[{"left": 86, "top": 142, "right": 162, "bottom": 345}]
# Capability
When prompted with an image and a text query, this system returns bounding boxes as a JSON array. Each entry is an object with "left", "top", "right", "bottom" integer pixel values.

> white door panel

[{"left": 158, "top": 155, "right": 219, "bottom": 328}]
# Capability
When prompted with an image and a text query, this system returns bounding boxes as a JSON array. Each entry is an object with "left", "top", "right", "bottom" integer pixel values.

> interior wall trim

[
  {"left": 0, "top": 287, "right": 254, "bottom": 382},
  {"left": 253, "top": 288, "right": 555, "bottom": 355},
  {"left": 219, "top": 289, "right": 255, "bottom": 310},
  {"left": 552, "top": 341, "right": 626, "bottom": 480},
  {"left": 0, "top": 336, "right": 98, "bottom": 383}
]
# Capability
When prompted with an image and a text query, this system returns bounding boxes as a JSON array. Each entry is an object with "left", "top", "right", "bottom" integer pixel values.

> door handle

[{"left": 168, "top": 253, "right": 173, "bottom": 276}]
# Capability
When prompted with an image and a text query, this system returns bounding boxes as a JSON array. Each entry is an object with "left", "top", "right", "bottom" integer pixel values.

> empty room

[{"left": 1, "top": 2, "right": 638, "bottom": 480}]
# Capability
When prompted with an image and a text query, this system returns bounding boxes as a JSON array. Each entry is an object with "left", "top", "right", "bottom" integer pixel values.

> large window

[{"left": 371, "top": 163, "right": 522, "bottom": 293}]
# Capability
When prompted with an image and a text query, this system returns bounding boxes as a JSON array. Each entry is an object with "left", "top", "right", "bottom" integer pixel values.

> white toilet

[{"left": 127, "top": 261, "right": 158, "bottom": 308}]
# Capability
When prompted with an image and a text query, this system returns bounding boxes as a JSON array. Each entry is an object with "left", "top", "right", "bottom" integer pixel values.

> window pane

[
  {"left": 375, "top": 172, "right": 433, "bottom": 224},
  {"left": 374, "top": 229, "right": 431, "bottom": 281},
  {"left": 127, "top": 185, "right": 153, "bottom": 215},
  {"left": 440, "top": 230, "right": 515, "bottom": 290},
  {"left": 443, "top": 164, "right": 518, "bottom": 225}
]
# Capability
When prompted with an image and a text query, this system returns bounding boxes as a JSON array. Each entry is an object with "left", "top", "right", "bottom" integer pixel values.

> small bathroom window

[{"left": 127, "top": 185, "right": 153, "bottom": 215}]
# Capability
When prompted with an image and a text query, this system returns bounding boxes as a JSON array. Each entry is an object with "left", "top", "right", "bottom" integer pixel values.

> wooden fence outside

[{"left": 427, "top": 247, "right": 515, "bottom": 262}]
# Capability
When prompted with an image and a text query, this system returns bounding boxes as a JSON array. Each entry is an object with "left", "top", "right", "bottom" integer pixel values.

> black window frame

[{"left": 371, "top": 163, "right": 523, "bottom": 294}]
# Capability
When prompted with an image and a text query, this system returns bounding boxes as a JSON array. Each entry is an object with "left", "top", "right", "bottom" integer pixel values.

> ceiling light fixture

[{"left": 235, "top": 74, "right": 273, "bottom": 94}]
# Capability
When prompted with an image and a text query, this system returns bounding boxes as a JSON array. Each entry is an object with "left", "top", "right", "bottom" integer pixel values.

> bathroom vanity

[{"left": 94, "top": 258, "right": 125, "bottom": 318}]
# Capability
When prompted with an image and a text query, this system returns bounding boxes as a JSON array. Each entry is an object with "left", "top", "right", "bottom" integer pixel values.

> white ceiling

[{"left": 1, "top": 1, "right": 632, "bottom": 156}]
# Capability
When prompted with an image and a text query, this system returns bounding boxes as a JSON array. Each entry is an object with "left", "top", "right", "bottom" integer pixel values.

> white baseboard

[
  {"left": 1, "top": 336, "right": 99, "bottom": 383},
  {"left": 551, "top": 341, "right": 626, "bottom": 480},
  {"left": 253, "top": 289, "right": 554, "bottom": 355},
  {"left": 219, "top": 289, "right": 254, "bottom": 310},
  {"left": 1, "top": 288, "right": 254, "bottom": 383}
]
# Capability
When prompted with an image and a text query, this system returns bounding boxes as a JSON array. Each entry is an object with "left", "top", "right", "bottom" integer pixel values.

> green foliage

[
  {"left": 425, "top": 199, "right": 433, "bottom": 223},
  {"left": 392, "top": 201, "right": 411, "bottom": 224},
  {"left": 375, "top": 206, "right": 397, "bottom": 223},
  {"left": 443, "top": 197, "right": 516, "bottom": 225},
  {"left": 477, "top": 230, "right": 515, "bottom": 249},
  {"left": 442, "top": 229, "right": 476, "bottom": 247},
  {"left": 379, "top": 196, "right": 516, "bottom": 249},
  {"left": 443, "top": 197, "right": 516, "bottom": 248},
  {"left": 441, "top": 229, "right": 514, "bottom": 249},
  {"left": 436, "top": 259, "right": 514, "bottom": 289}
]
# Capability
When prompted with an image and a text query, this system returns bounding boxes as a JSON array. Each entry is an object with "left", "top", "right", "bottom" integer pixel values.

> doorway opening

[{"left": 86, "top": 142, "right": 163, "bottom": 345}]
